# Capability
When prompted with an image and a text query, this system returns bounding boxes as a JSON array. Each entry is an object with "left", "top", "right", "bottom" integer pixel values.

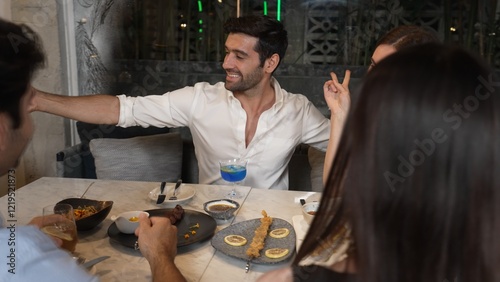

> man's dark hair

[
  {"left": 224, "top": 15, "right": 288, "bottom": 68},
  {"left": 0, "top": 19, "right": 45, "bottom": 129}
]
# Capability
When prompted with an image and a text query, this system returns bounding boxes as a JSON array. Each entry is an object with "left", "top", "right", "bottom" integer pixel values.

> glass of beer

[{"left": 41, "top": 203, "right": 78, "bottom": 252}]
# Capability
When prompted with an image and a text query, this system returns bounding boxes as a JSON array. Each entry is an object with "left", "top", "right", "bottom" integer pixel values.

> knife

[
  {"left": 159, "top": 181, "right": 167, "bottom": 194},
  {"left": 156, "top": 181, "right": 167, "bottom": 204},
  {"left": 82, "top": 255, "right": 110, "bottom": 270}
]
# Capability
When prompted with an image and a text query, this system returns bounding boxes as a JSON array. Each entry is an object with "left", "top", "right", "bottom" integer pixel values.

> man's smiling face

[{"left": 222, "top": 33, "right": 265, "bottom": 93}]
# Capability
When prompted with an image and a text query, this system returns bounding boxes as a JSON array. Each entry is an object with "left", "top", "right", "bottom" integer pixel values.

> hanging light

[{"left": 277, "top": 0, "right": 281, "bottom": 21}]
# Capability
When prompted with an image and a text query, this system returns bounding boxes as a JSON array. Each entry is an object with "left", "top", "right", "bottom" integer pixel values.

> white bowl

[
  {"left": 301, "top": 202, "right": 319, "bottom": 225},
  {"left": 111, "top": 211, "right": 149, "bottom": 234}
]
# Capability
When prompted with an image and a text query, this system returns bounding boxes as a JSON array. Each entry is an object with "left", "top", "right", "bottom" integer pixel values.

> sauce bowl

[{"left": 203, "top": 199, "right": 240, "bottom": 220}]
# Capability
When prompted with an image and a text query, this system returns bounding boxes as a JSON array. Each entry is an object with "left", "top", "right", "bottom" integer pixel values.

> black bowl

[{"left": 57, "top": 198, "right": 113, "bottom": 231}]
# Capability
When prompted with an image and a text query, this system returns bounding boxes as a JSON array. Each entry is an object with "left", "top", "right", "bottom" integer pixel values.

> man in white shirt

[
  {"left": 0, "top": 19, "right": 99, "bottom": 282},
  {"left": 33, "top": 15, "right": 331, "bottom": 190}
]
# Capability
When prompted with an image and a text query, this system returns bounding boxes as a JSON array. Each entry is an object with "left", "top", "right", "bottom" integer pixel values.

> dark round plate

[
  {"left": 211, "top": 218, "right": 296, "bottom": 264},
  {"left": 107, "top": 209, "right": 217, "bottom": 248}
]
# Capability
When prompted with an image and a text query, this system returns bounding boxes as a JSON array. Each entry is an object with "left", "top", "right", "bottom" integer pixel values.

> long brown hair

[
  {"left": 377, "top": 25, "right": 439, "bottom": 50},
  {"left": 296, "top": 44, "right": 500, "bottom": 282}
]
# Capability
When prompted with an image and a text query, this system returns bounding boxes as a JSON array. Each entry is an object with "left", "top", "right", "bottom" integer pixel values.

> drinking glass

[
  {"left": 219, "top": 159, "right": 248, "bottom": 199},
  {"left": 41, "top": 203, "right": 78, "bottom": 253}
]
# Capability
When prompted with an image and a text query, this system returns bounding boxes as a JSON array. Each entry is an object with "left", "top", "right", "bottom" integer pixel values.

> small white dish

[
  {"left": 301, "top": 202, "right": 319, "bottom": 225},
  {"left": 148, "top": 184, "right": 195, "bottom": 205},
  {"left": 110, "top": 211, "right": 149, "bottom": 234}
]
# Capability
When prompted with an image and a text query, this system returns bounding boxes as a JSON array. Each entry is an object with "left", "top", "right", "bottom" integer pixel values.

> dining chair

[
  {"left": 308, "top": 146, "right": 325, "bottom": 192},
  {"left": 88, "top": 132, "right": 183, "bottom": 182}
]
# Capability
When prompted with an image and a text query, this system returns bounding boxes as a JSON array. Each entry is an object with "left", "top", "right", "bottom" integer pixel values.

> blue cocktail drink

[
  {"left": 220, "top": 165, "right": 247, "bottom": 182},
  {"left": 219, "top": 159, "right": 248, "bottom": 199}
]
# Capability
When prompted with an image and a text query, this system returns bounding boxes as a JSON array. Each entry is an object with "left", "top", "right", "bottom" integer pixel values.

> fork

[{"left": 169, "top": 179, "right": 182, "bottom": 200}]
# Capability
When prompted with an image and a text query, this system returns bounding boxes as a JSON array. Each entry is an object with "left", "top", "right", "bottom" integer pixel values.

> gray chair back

[{"left": 89, "top": 132, "right": 183, "bottom": 182}]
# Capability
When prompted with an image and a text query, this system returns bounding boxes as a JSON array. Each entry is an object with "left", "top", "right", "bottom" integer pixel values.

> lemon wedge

[
  {"left": 269, "top": 227, "right": 290, "bottom": 238},
  {"left": 265, "top": 248, "right": 289, "bottom": 259},
  {"left": 224, "top": 235, "right": 247, "bottom": 246}
]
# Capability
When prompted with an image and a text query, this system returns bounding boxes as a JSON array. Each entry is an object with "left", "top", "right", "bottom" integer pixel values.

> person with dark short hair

[
  {"left": 0, "top": 18, "right": 99, "bottom": 282},
  {"left": 32, "top": 15, "right": 331, "bottom": 191}
]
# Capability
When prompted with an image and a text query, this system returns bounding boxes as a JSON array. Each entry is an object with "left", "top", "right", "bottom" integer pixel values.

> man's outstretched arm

[{"left": 32, "top": 88, "right": 120, "bottom": 125}]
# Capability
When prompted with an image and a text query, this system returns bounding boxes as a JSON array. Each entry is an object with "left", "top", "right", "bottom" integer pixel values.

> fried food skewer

[{"left": 246, "top": 210, "right": 273, "bottom": 258}]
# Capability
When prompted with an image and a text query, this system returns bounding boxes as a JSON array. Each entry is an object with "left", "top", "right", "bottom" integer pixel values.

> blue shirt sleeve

[{"left": 0, "top": 225, "right": 99, "bottom": 282}]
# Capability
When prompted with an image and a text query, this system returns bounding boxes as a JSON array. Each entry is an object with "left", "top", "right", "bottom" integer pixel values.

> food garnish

[
  {"left": 128, "top": 216, "right": 139, "bottom": 222},
  {"left": 269, "top": 228, "right": 290, "bottom": 239},
  {"left": 224, "top": 235, "right": 247, "bottom": 246},
  {"left": 264, "top": 248, "right": 289, "bottom": 259},
  {"left": 246, "top": 210, "right": 273, "bottom": 258},
  {"left": 74, "top": 205, "right": 98, "bottom": 220},
  {"left": 183, "top": 222, "right": 200, "bottom": 239}
]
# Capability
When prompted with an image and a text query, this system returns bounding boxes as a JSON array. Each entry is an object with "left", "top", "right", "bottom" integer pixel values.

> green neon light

[
  {"left": 263, "top": 1, "right": 268, "bottom": 15},
  {"left": 199, "top": 28, "right": 203, "bottom": 33},
  {"left": 198, "top": 0, "right": 203, "bottom": 12},
  {"left": 277, "top": 0, "right": 281, "bottom": 21},
  {"left": 199, "top": 19, "right": 203, "bottom": 25}
]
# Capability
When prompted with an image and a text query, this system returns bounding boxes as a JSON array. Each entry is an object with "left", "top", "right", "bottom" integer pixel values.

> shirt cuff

[{"left": 117, "top": 94, "right": 136, "bottom": 127}]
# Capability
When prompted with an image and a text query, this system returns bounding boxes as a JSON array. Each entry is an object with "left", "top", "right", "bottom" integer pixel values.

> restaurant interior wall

[
  {"left": 72, "top": 0, "right": 500, "bottom": 109},
  {"left": 0, "top": 0, "right": 65, "bottom": 198},
  {"left": 3, "top": 0, "right": 499, "bottom": 196},
  {"left": 70, "top": 0, "right": 500, "bottom": 131}
]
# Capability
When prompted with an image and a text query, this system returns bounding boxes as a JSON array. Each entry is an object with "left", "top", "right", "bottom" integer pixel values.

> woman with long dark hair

[
  {"left": 322, "top": 25, "right": 440, "bottom": 183},
  {"left": 259, "top": 43, "right": 500, "bottom": 281}
]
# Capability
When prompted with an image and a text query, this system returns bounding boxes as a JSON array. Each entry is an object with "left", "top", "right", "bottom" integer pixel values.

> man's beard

[{"left": 224, "top": 68, "right": 264, "bottom": 92}]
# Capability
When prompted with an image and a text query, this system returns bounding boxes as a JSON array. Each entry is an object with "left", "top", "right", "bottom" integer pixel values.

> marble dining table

[{"left": 0, "top": 177, "right": 321, "bottom": 282}]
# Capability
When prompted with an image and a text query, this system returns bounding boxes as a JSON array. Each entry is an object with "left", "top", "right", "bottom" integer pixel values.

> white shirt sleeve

[{"left": 116, "top": 85, "right": 197, "bottom": 128}]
